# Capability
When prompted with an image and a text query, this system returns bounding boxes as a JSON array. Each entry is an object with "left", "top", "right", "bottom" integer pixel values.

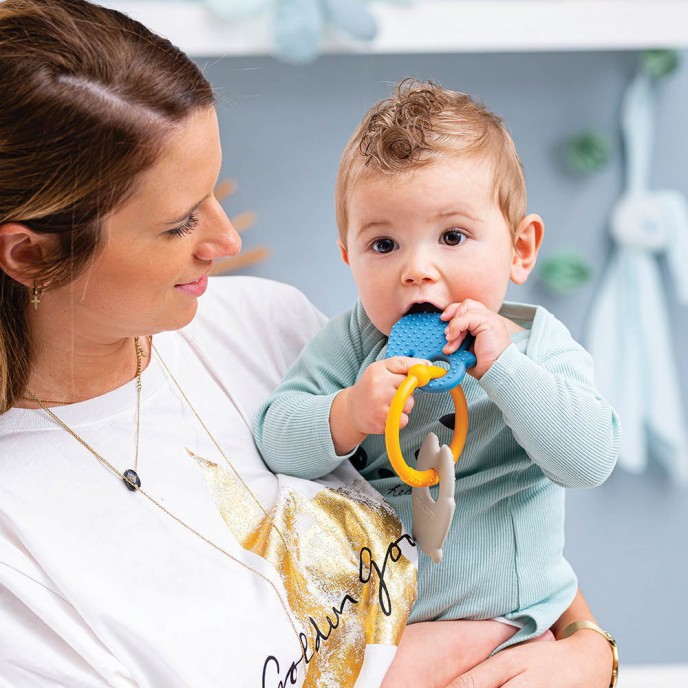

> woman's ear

[
  {"left": 0, "top": 223, "right": 53, "bottom": 286},
  {"left": 338, "top": 239, "right": 350, "bottom": 265},
  {"left": 510, "top": 213, "right": 544, "bottom": 285}
]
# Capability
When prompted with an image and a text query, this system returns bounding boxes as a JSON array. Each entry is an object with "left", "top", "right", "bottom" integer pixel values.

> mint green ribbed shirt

[{"left": 255, "top": 301, "right": 620, "bottom": 649}]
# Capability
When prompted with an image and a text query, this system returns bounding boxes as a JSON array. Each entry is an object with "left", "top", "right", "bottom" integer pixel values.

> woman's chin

[{"left": 158, "top": 301, "right": 199, "bottom": 333}]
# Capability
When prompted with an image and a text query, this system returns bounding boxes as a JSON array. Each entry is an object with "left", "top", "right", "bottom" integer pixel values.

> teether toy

[
  {"left": 384, "top": 309, "right": 475, "bottom": 487},
  {"left": 384, "top": 363, "right": 468, "bottom": 488},
  {"left": 384, "top": 309, "right": 476, "bottom": 562},
  {"left": 412, "top": 434, "right": 456, "bottom": 564},
  {"left": 386, "top": 310, "right": 476, "bottom": 393}
]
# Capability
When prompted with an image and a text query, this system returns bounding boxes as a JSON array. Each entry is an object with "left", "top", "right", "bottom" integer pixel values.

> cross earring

[{"left": 31, "top": 281, "right": 44, "bottom": 310}]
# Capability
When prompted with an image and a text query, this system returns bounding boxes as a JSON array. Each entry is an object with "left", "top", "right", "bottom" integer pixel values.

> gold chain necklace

[
  {"left": 25, "top": 335, "right": 304, "bottom": 654},
  {"left": 27, "top": 336, "right": 148, "bottom": 491},
  {"left": 125, "top": 335, "right": 148, "bottom": 490},
  {"left": 150, "top": 342, "right": 288, "bottom": 544}
]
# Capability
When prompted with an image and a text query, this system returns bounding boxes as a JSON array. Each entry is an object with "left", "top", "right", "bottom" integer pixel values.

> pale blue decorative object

[
  {"left": 275, "top": 0, "right": 325, "bottom": 64},
  {"left": 386, "top": 312, "right": 476, "bottom": 393},
  {"left": 202, "top": 0, "right": 403, "bottom": 64},
  {"left": 325, "top": 0, "right": 377, "bottom": 41},
  {"left": 203, "top": 0, "right": 271, "bottom": 20},
  {"left": 586, "top": 70, "right": 688, "bottom": 484}
]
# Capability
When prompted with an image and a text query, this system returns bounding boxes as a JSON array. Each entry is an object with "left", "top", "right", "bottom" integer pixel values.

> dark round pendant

[{"left": 123, "top": 469, "right": 141, "bottom": 491}]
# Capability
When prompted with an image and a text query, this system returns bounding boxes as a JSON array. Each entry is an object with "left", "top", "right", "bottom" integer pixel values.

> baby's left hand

[{"left": 441, "top": 299, "right": 511, "bottom": 379}]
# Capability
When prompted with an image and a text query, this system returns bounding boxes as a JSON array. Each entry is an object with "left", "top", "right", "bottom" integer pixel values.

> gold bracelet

[{"left": 559, "top": 620, "right": 619, "bottom": 688}]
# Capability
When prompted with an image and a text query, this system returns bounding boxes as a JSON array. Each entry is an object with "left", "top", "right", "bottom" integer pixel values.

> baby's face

[{"left": 341, "top": 156, "right": 519, "bottom": 335}]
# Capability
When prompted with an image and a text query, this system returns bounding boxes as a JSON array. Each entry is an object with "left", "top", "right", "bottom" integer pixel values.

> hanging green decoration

[
  {"left": 641, "top": 49, "right": 680, "bottom": 80},
  {"left": 538, "top": 249, "right": 592, "bottom": 295},
  {"left": 566, "top": 131, "right": 612, "bottom": 175}
]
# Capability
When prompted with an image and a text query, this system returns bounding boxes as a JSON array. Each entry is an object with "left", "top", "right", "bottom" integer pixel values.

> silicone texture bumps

[{"left": 386, "top": 312, "right": 476, "bottom": 392}]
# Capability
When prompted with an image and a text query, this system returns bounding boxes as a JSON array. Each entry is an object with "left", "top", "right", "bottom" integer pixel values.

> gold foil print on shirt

[{"left": 190, "top": 451, "right": 416, "bottom": 688}]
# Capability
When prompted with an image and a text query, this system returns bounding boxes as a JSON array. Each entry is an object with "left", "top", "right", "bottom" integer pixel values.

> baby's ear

[
  {"left": 337, "top": 239, "right": 350, "bottom": 265},
  {"left": 510, "top": 214, "right": 544, "bottom": 285}
]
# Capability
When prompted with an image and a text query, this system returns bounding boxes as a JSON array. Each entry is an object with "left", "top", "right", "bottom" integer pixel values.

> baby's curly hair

[{"left": 335, "top": 79, "right": 527, "bottom": 243}]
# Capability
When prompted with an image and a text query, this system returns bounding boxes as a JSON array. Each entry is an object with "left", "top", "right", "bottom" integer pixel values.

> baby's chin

[
  {"left": 375, "top": 320, "right": 395, "bottom": 337},
  {"left": 362, "top": 310, "right": 394, "bottom": 336}
]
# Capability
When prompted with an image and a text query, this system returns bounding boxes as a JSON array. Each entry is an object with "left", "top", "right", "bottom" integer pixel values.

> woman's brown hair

[{"left": 0, "top": 0, "right": 215, "bottom": 412}]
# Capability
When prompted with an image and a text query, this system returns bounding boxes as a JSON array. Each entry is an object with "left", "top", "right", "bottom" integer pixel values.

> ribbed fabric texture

[{"left": 255, "top": 301, "right": 620, "bottom": 649}]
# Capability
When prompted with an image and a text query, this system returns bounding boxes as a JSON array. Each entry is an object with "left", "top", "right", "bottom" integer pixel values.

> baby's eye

[
  {"left": 441, "top": 229, "right": 466, "bottom": 246},
  {"left": 371, "top": 238, "right": 398, "bottom": 254}
]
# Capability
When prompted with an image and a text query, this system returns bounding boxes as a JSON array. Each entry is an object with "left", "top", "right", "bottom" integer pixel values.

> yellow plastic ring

[{"left": 384, "top": 363, "right": 469, "bottom": 488}]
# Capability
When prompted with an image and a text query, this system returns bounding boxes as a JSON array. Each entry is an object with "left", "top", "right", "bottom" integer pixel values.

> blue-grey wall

[{"left": 202, "top": 50, "right": 688, "bottom": 665}]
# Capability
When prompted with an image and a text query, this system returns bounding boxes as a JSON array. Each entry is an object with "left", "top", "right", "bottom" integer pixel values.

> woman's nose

[{"left": 195, "top": 197, "right": 242, "bottom": 261}]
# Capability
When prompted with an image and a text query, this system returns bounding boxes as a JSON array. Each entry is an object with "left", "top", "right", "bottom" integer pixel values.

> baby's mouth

[{"left": 405, "top": 302, "right": 443, "bottom": 315}]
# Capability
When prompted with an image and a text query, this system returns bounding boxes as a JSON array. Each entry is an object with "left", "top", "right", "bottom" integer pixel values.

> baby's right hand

[
  {"left": 350, "top": 356, "right": 427, "bottom": 434},
  {"left": 330, "top": 356, "right": 427, "bottom": 455}
]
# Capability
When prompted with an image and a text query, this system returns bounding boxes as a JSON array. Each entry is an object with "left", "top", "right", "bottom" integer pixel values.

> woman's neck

[{"left": 17, "top": 332, "right": 151, "bottom": 409}]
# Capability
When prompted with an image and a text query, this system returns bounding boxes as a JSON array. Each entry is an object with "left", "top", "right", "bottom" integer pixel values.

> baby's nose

[{"left": 402, "top": 253, "right": 439, "bottom": 283}]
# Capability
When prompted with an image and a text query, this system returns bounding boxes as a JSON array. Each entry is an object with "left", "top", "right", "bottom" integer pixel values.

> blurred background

[{"left": 110, "top": 1, "right": 688, "bottom": 671}]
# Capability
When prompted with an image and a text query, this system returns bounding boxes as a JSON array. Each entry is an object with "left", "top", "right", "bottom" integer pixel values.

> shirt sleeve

[
  {"left": 0, "top": 564, "right": 133, "bottom": 688},
  {"left": 254, "top": 307, "right": 370, "bottom": 480},
  {"left": 479, "top": 332, "right": 621, "bottom": 489}
]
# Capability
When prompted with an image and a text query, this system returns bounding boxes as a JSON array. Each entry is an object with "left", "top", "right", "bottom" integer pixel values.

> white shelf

[
  {"left": 620, "top": 664, "right": 688, "bottom": 687},
  {"left": 107, "top": 1, "right": 688, "bottom": 57}
]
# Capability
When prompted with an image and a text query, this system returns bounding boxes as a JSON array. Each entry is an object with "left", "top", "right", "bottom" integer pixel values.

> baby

[{"left": 255, "top": 79, "right": 620, "bottom": 682}]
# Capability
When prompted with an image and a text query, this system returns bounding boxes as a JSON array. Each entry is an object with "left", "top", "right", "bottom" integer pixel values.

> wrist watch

[{"left": 559, "top": 620, "right": 619, "bottom": 688}]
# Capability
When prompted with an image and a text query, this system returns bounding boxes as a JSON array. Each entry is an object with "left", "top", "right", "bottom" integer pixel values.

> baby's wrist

[
  {"left": 330, "top": 388, "right": 366, "bottom": 456},
  {"left": 472, "top": 342, "right": 510, "bottom": 379},
  {"left": 477, "top": 342, "right": 519, "bottom": 382}
]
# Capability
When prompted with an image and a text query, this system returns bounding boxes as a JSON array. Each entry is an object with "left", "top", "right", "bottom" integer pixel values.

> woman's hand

[
  {"left": 447, "top": 627, "right": 613, "bottom": 688},
  {"left": 382, "top": 620, "right": 518, "bottom": 688}
]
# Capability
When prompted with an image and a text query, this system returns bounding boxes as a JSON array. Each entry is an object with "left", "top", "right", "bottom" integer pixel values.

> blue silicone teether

[{"left": 386, "top": 312, "right": 476, "bottom": 393}]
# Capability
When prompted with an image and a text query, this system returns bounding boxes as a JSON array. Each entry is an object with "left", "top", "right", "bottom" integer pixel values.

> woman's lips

[{"left": 174, "top": 274, "right": 208, "bottom": 297}]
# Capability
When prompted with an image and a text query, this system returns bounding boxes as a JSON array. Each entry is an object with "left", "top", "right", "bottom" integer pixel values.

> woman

[{"left": 0, "top": 1, "right": 616, "bottom": 686}]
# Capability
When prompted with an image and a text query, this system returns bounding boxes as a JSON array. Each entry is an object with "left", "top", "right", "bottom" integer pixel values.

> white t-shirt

[{"left": 0, "top": 277, "right": 417, "bottom": 688}]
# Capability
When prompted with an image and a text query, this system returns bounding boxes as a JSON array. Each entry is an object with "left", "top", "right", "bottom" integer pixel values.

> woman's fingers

[
  {"left": 447, "top": 652, "right": 518, "bottom": 688},
  {"left": 446, "top": 634, "right": 594, "bottom": 688}
]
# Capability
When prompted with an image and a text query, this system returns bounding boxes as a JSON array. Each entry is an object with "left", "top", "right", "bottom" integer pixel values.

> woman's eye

[
  {"left": 371, "top": 238, "right": 397, "bottom": 254},
  {"left": 167, "top": 212, "right": 200, "bottom": 238},
  {"left": 441, "top": 229, "right": 466, "bottom": 246}
]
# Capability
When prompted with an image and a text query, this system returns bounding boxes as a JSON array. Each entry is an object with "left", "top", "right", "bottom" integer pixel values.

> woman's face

[{"left": 51, "top": 107, "right": 240, "bottom": 340}]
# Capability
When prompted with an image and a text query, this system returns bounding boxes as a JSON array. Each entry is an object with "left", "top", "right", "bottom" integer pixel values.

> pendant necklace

[
  {"left": 24, "top": 335, "right": 304, "bottom": 655},
  {"left": 27, "top": 336, "right": 148, "bottom": 491},
  {"left": 122, "top": 335, "right": 147, "bottom": 490}
]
